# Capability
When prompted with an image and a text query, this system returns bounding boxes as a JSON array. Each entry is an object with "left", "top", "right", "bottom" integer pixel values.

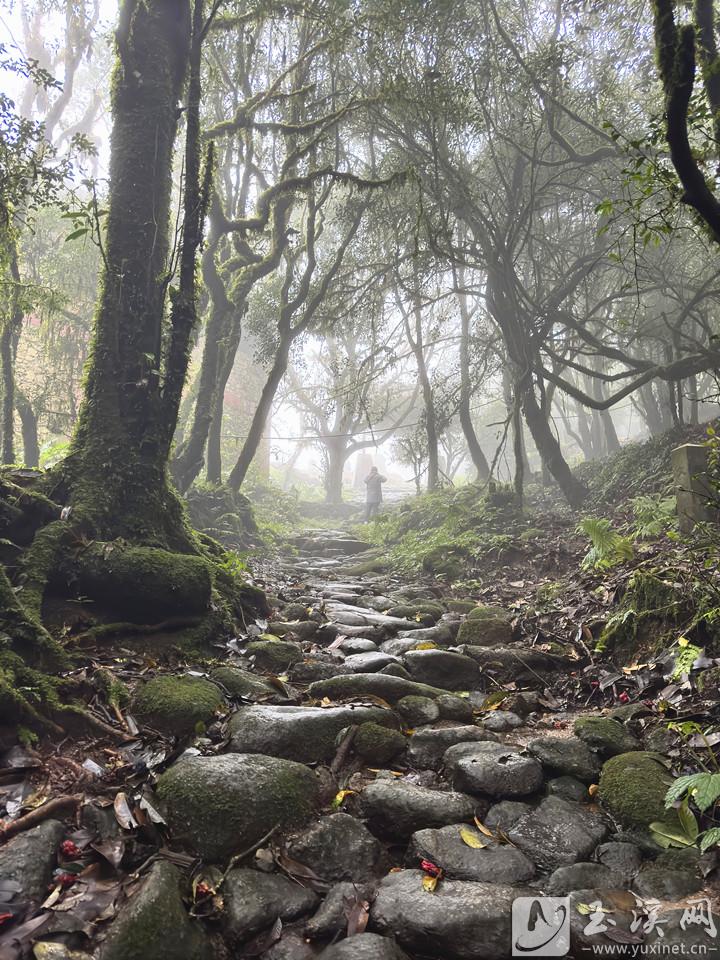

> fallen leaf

[
  {"left": 459, "top": 827, "right": 487, "bottom": 849},
  {"left": 588, "top": 784, "right": 599, "bottom": 797},
  {"left": 332, "top": 789, "right": 356, "bottom": 809},
  {"left": 113, "top": 792, "right": 137, "bottom": 831},
  {"left": 422, "top": 873, "right": 440, "bottom": 892},
  {"left": 473, "top": 817, "right": 494, "bottom": 837}
]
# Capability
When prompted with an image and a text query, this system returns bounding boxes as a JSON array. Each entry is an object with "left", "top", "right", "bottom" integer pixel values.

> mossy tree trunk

[{"left": 57, "top": 0, "right": 195, "bottom": 548}]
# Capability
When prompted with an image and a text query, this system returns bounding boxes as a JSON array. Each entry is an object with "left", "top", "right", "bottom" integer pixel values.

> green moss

[
  {"left": 95, "top": 668, "right": 130, "bottom": 708},
  {"left": 697, "top": 666, "right": 720, "bottom": 697},
  {"left": 245, "top": 639, "right": 302, "bottom": 671},
  {"left": 573, "top": 716, "right": 640, "bottom": 757},
  {"left": 132, "top": 675, "right": 225, "bottom": 736},
  {"left": 536, "top": 581, "right": 566, "bottom": 604},
  {"left": 456, "top": 617, "right": 512, "bottom": 647},
  {"left": 467, "top": 605, "right": 510, "bottom": 622},
  {"left": 343, "top": 556, "right": 388, "bottom": 575},
  {"left": 447, "top": 600, "right": 476, "bottom": 614},
  {"left": 354, "top": 722, "right": 406, "bottom": 764},
  {"left": 597, "top": 751, "right": 676, "bottom": 827},
  {"left": 210, "top": 666, "right": 280, "bottom": 699},
  {"left": 598, "top": 572, "right": 689, "bottom": 659}
]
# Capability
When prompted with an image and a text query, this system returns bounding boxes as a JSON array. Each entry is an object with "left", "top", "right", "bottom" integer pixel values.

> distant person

[{"left": 364, "top": 466, "right": 386, "bottom": 520}]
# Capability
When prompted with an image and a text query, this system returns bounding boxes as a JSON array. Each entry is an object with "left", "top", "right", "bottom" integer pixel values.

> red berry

[
  {"left": 60, "top": 840, "right": 81, "bottom": 858},
  {"left": 57, "top": 873, "right": 76, "bottom": 888},
  {"left": 618, "top": 692, "right": 630, "bottom": 704}
]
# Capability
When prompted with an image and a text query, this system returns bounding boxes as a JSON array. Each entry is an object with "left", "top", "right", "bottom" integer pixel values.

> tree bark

[
  {"left": 324, "top": 437, "right": 349, "bottom": 503},
  {"left": 455, "top": 264, "right": 490, "bottom": 480},
  {"left": 16, "top": 391, "right": 39, "bottom": 468},
  {"left": 59, "top": 0, "right": 193, "bottom": 547}
]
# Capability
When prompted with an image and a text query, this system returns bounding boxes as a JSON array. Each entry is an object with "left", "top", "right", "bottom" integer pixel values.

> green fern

[
  {"left": 631, "top": 495, "right": 678, "bottom": 540},
  {"left": 577, "top": 517, "right": 634, "bottom": 571}
]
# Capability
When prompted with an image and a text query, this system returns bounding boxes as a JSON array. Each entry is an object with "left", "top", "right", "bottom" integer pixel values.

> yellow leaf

[
  {"left": 422, "top": 873, "right": 439, "bottom": 892},
  {"left": 459, "top": 826, "right": 487, "bottom": 849},
  {"left": 332, "top": 789, "right": 355, "bottom": 809},
  {"left": 474, "top": 817, "right": 494, "bottom": 837},
  {"left": 588, "top": 783, "right": 599, "bottom": 797},
  {"left": 320, "top": 697, "right": 333, "bottom": 707},
  {"left": 678, "top": 637, "right": 689, "bottom": 648},
  {"left": 403, "top": 728, "right": 415, "bottom": 735},
  {"left": 415, "top": 641, "right": 437, "bottom": 650}
]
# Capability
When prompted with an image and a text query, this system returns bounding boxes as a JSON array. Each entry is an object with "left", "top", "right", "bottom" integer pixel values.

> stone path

[{"left": 2, "top": 529, "right": 718, "bottom": 959}]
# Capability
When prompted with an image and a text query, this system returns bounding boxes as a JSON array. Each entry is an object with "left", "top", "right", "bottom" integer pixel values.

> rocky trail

[{"left": 1, "top": 528, "right": 719, "bottom": 960}]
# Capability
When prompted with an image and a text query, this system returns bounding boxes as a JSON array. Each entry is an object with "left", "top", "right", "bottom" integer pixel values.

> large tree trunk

[
  {"left": 227, "top": 340, "right": 289, "bottom": 492},
  {"left": 521, "top": 378, "right": 587, "bottom": 507},
  {"left": 324, "top": 438, "right": 348, "bottom": 504},
  {"left": 1, "top": 238, "right": 22, "bottom": 465},
  {"left": 455, "top": 264, "right": 489, "bottom": 480},
  {"left": 59, "top": 0, "right": 192, "bottom": 547},
  {"left": 16, "top": 391, "right": 39, "bottom": 468}
]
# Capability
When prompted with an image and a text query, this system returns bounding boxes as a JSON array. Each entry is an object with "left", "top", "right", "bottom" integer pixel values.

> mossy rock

[
  {"left": 396, "top": 695, "right": 440, "bottom": 726},
  {"left": 100, "top": 861, "right": 211, "bottom": 960},
  {"left": 246, "top": 638, "right": 302, "bottom": 671},
  {"left": 354, "top": 722, "right": 407, "bottom": 764},
  {"left": 466, "top": 605, "right": 511, "bottom": 622},
  {"left": 210, "top": 666, "right": 283, "bottom": 701},
  {"left": 598, "top": 572, "right": 688, "bottom": 659},
  {"left": 456, "top": 617, "right": 512, "bottom": 647},
  {"left": 697, "top": 665, "right": 720, "bottom": 698},
  {"left": 421, "top": 545, "right": 468, "bottom": 580},
  {"left": 132, "top": 675, "right": 225, "bottom": 736},
  {"left": 597, "top": 751, "right": 675, "bottom": 827},
  {"left": 573, "top": 716, "right": 640, "bottom": 757},
  {"left": 72, "top": 543, "right": 212, "bottom": 621},
  {"left": 447, "top": 600, "right": 476, "bottom": 614},
  {"left": 386, "top": 605, "right": 436, "bottom": 626},
  {"left": 343, "top": 557, "right": 388, "bottom": 576},
  {"left": 281, "top": 603, "right": 310, "bottom": 622},
  {"left": 156, "top": 753, "right": 319, "bottom": 862},
  {"left": 267, "top": 620, "right": 318, "bottom": 641}
]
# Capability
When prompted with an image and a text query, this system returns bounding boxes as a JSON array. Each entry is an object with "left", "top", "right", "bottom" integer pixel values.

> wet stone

[
  {"left": 286, "top": 813, "right": 383, "bottom": 882},
  {"left": 370, "top": 870, "right": 530, "bottom": 960},
  {"left": 480, "top": 710, "right": 523, "bottom": 732},
  {"left": 403, "top": 649, "right": 480, "bottom": 691},
  {"left": 544, "top": 862, "right": 620, "bottom": 895},
  {"left": 342, "top": 652, "right": 398, "bottom": 673},
  {"left": 407, "top": 726, "right": 497, "bottom": 770},
  {"left": 406, "top": 824, "right": 535, "bottom": 883},
  {"left": 305, "top": 881, "right": 375, "bottom": 938},
  {"left": 359, "top": 780, "right": 480, "bottom": 839},
  {"left": 396, "top": 695, "right": 440, "bottom": 726},
  {"left": 527, "top": 735, "right": 600, "bottom": 783},
  {"left": 546, "top": 775, "right": 588, "bottom": 802},
  {"left": 632, "top": 848, "right": 703, "bottom": 899},
  {"left": 354, "top": 722, "right": 407, "bottom": 764},
  {"left": 435, "top": 694, "right": 474, "bottom": 722},
  {"left": 338, "top": 638, "right": 378, "bottom": 654},
  {"left": 594, "top": 842, "right": 643, "bottom": 885},
  {"left": 484, "top": 800, "right": 533, "bottom": 833},
  {"left": 573, "top": 716, "right": 640, "bottom": 757},
  {"left": 446, "top": 746, "right": 544, "bottom": 798},
  {"left": 507, "top": 796, "right": 609, "bottom": 871},
  {"left": 223, "top": 868, "right": 319, "bottom": 942},
  {"left": 319, "top": 933, "right": 410, "bottom": 959},
  {"left": 0, "top": 819, "right": 64, "bottom": 902},
  {"left": 228, "top": 704, "right": 396, "bottom": 763}
]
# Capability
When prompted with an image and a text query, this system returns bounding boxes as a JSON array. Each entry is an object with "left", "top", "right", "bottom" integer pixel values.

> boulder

[
  {"left": 594, "top": 841, "right": 643, "bottom": 885},
  {"left": 456, "top": 618, "right": 512, "bottom": 647},
  {"left": 338, "top": 638, "right": 378, "bottom": 654},
  {"left": 403, "top": 650, "right": 480, "bottom": 691},
  {"left": 459, "top": 646, "right": 554, "bottom": 681},
  {"left": 156, "top": 754, "right": 318, "bottom": 861},
  {"left": 370, "top": 870, "right": 531, "bottom": 960},
  {"left": 268, "top": 620, "right": 319, "bottom": 641},
  {"left": 319, "top": 933, "right": 410, "bottom": 959},
  {"left": 573, "top": 716, "right": 640, "bottom": 757},
  {"left": 395, "top": 623, "right": 459, "bottom": 646},
  {"left": 359, "top": 780, "right": 479, "bottom": 839},
  {"left": 354, "top": 722, "right": 407, "bottom": 764},
  {"left": 132, "top": 675, "right": 225, "bottom": 737},
  {"left": 305, "top": 881, "right": 375, "bottom": 938},
  {"left": 507, "top": 796, "right": 609, "bottom": 871},
  {"left": 632, "top": 848, "right": 703, "bottom": 899},
  {"left": 435, "top": 694, "right": 474, "bottom": 722},
  {"left": 484, "top": 800, "right": 533, "bottom": 833},
  {"left": 527, "top": 736, "right": 600, "bottom": 783},
  {"left": 407, "top": 824, "right": 534, "bottom": 883},
  {"left": 480, "top": 710, "right": 523, "bottom": 732},
  {"left": 285, "top": 813, "right": 382, "bottom": 882},
  {"left": 100, "top": 862, "right": 211, "bottom": 960},
  {"left": 228, "top": 704, "right": 396, "bottom": 763},
  {"left": 446, "top": 746, "right": 544, "bottom": 798},
  {"left": 544, "top": 862, "right": 620, "bottom": 895},
  {"left": 407, "top": 726, "right": 497, "bottom": 770},
  {"left": 211, "top": 666, "right": 287, "bottom": 701},
  {"left": 396, "top": 695, "right": 440, "bottom": 726},
  {"left": 246, "top": 639, "right": 303, "bottom": 671},
  {"left": 597, "top": 751, "right": 674, "bottom": 827},
  {"left": 0, "top": 819, "right": 64, "bottom": 902},
  {"left": 223, "top": 868, "right": 319, "bottom": 942},
  {"left": 307, "top": 674, "right": 448, "bottom": 704},
  {"left": 546, "top": 775, "right": 588, "bottom": 802},
  {"left": 343, "top": 652, "right": 398, "bottom": 673}
]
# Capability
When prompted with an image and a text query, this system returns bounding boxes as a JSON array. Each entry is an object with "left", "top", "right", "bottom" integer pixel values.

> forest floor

[{"left": 1, "top": 440, "right": 720, "bottom": 959}]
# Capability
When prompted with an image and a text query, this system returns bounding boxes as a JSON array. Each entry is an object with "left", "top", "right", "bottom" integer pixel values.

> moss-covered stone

[
  {"left": 573, "top": 716, "right": 640, "bottom": 757},
  {"left": 456, "top": 617, "right": 512, "bottom": 647},
  {"left": 396, "top": 695, "right": 440, "bottom": 726},
  {"left": 73, "top": 543, "right": 212, "bottom": 621},
  {"left": 447, "top": 600, "right": 476, "bottom": 614},
  {"left": 598, "top": 572, "right": 689, "bottom": 659},
  {"left": 267, "top": 620, "right": 317, "bottom": 641},
  {"left": 354, "top": 722, "right": 407, "bottom": 764},
  {"left": 156, "top": 753, "right": 319, "bottom": 861},
  {"left": 246, "top": 638, "right": 302, "bottom": 671},
  {"left": 597, "top": 752, "right": 674, "bottom": 827},
  {"left": 132, "top": 675, "right": 225, "bottom": 736},
  {"left": 100, "top": 861, "right": 211, "bottom": 960},
  {"left": 421, "top": 545, "right": 468, "bottom": 580},
  {"left": 210, "top": 666, "right": 282, "bottom": 700},
  {"left": 467, "top": 605, "right": 511, "bottom": 622},
  {"left": 697, "top": 665, "right": 720, "bottom": 698}
]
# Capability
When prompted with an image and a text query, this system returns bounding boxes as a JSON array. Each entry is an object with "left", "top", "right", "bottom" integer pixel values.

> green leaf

[
  {"left": 64, "top": 227, "right": 89, "bottom": 242},
  {"left": 693, "top": 773, "right": 720, "bottom": 812},
  {"left": 664, "top": 774, "right": 705, "bottom": 809},
  {"left": 699, "top": 827, "right": 720, "bottom": 853},
  {"left": 649, "top": 821, "right": 697, "bottom": 847},
  {"left": 678, "top": 799, "right": 699, "bottom": 841}
]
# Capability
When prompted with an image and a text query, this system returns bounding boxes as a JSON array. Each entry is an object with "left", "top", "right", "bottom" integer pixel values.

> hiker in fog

[{"left": 364, "top": 466, "right": 386, "bottom": 520}]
